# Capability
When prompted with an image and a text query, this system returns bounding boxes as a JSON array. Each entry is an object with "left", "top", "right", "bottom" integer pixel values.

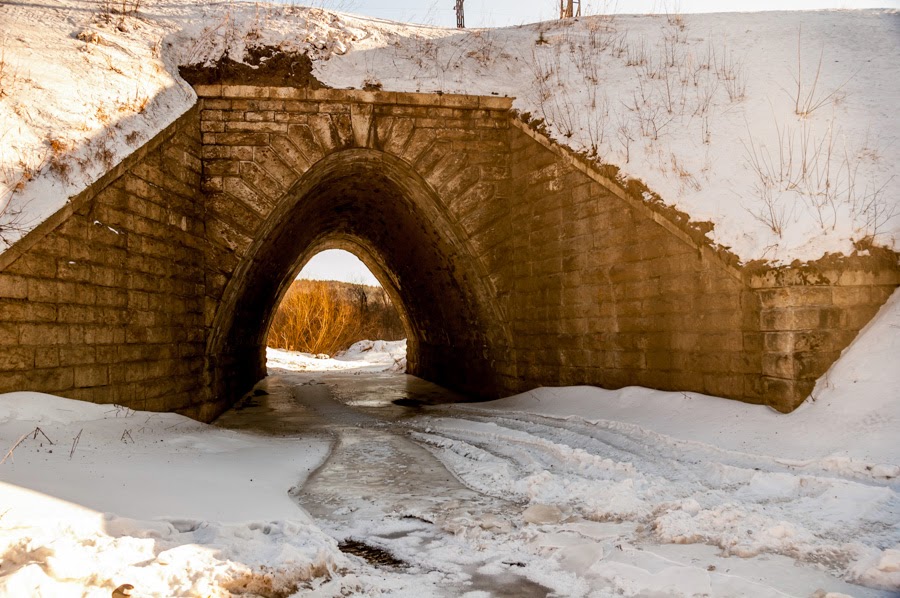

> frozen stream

[
  {"left": 215, "top": 370, "right": 554, "bottom": 597},
  {"left": 214, "top": 364, "right": 897, "bottom": 597}
]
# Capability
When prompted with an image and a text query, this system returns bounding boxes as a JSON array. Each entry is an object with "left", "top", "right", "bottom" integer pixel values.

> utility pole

[
  {"left": 559, "top": 0, "right": 580, "bottom": 18},
  {"left": 455, "top": 0, "right": 465, "bottom": 28}
]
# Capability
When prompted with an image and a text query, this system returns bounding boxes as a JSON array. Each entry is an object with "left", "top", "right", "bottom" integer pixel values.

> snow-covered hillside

[{"left": 0, "top": 1, "right": 897, "bottom": 264}]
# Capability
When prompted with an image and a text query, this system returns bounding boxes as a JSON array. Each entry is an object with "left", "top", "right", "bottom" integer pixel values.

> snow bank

[
  {"left": 267, "top": 339, "right": 407, "bottom": 373},
  {"left": 0, "top": 392, "right": 345, "bottom": 596},
  {"left": 0, "top": 1, "right": 896, "bottom": 264}
]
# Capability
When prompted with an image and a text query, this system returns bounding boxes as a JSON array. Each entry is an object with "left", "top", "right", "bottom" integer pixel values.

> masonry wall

[
  {"left": 0, "top": 88, "right": 896, "bottom": 419},
  {"left": 0, "top": 109, "right": 212, "bottom": 419},
  {"left": 502, "top": 122, "right": 757, "bottom": 404},
  {"left": 748, "top": 257, "right": 899, "bottom": 409}
]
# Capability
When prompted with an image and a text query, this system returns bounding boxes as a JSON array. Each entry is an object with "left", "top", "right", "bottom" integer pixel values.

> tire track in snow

[{"left": 406, "top": 411, "right": 900, "bottom": 586}]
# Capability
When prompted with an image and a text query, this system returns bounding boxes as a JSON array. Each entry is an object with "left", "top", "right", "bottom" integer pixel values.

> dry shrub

[{"left": 267, "top": 280, "right": 405, "bottom": 356}]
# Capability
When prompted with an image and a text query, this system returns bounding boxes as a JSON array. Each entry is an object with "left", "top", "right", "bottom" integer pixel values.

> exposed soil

[
  {"left": 180, "top": 45, "right": 327, "bottom": 88},
  {"left": 338, "top": 539, "right": 408, "bottom": 569}
]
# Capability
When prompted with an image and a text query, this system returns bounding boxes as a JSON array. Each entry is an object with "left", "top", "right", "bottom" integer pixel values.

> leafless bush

[
  {"left": 586, "top": 19, "right": 616, "bottom": 51},
  {"left": 267, "top": 280, "right": 405, "bottom": 355},
  {"left": 528, "top": 48, "right": 554, "bottom": 106},
  {"left": 623, "top": 79, "right": 674, "bottom": 141},
  {"left": 48, "top": 138, "right": 73, "bottom": 183},
  {"left": 1, "top": 141, "right": 46, "bottom": 245},
  {"left": 713, "top": 43, "right": 746, "bottom": 102},
  {"left": 625, "top": 36, "right": 648, "bottom": 67},
  {"left": 544, "top": 93, "right": 577, "bottom": 139},
  {"left": 98, "top": 0, "right": 143, "bottom": 26},
  {"left": 610, "top": 30, "right": 629, "bottom": 59},
  {"left": 91, "top": 133, "right": 116, "bottom": 171},
  {"left": 574, "top": 42, "right": 601, "bottom": 86},
  {"left": 691, "top": 75, "right": 718, "bottom": 116},
  {"left": 0, "top": 196, "right": 32, "bottom": 250},
  {"left": 663, "top": 0, "right": 686, "bottom": 30},
  {"left": 585, "top": 95, "right": 610, "bottom": 159},
  {"left": 670, "top": 152, "right": 700, "bottom": 192},
  {"left": 662, "top": 34, "right": 684, "bottom": 68},
  {"left": 741, "top": 114, "right": 894, "bottom": 238},
  {"left": 616, "top": 112, "right": 634, "bottom": 163},
  {"left": 788, "top": 27, "right": 851, "bottom": 118},
  {"left": 465, "top": 29, "right": 497, "bottom": 66}
]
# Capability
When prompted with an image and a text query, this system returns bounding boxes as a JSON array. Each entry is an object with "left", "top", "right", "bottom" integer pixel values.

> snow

[
  {"left": 0, "top": 392, "right": 345, "bottom": 596},
  {"left": 267, "top": 338, "right": 407, "bottom": 372},
  {"left": 1, "top": 1, "right": 897, "bottom": 264}
]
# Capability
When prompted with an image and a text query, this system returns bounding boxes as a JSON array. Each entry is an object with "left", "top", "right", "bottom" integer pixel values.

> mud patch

[{"left": 338, "top": 539, "right": 407, "bottom": 569}]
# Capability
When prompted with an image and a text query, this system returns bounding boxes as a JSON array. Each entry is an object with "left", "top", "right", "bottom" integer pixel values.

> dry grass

[
  {"left": 267, "top": 280, "right": 405, "bottom": 356},
  {"left": 789, "top": 27, "right": 851, "bottom": 118},
  {"left": 740, "top": 114, "right": 895, "bottom": 239},
  {"left": 0, "top": 45, "right": 9, "bottom": 99}
]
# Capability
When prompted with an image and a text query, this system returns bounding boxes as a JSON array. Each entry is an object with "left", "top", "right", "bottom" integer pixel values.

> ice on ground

[
  {"left": 404, "top": 289, "right": 900, "bottom": 592},
  {"left": 0, "top": 1, "right": 897, "bottom": 265},
  {"left": 0, "top": 392, "right": 344, "bottom": 597},
  {"left": 267, "top": 339, "right": 407, "bottom": 373}
]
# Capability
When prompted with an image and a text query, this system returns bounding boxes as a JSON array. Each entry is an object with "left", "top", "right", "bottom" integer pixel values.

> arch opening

[
  {"left": 207, "top": 148, "right": 509, "bottom": 412},
  {"left": 266, "top": 247, "right": 407, "bottom": 358}
]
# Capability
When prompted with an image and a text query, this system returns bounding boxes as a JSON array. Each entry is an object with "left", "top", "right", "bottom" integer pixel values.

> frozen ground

[
  {"left": 1, "top": 288, "right": 898, "bottom": 596},
  {"left": 0, "top": 1, "right": 897, "bottom": 263}
]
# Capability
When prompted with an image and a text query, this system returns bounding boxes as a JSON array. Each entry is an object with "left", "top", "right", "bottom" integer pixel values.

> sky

[
  {"left": 309, "top": 0, "right": 899, "bottom": 28},
  {"left": 298, "top": 249, "right": 381, "bottom": 285}
]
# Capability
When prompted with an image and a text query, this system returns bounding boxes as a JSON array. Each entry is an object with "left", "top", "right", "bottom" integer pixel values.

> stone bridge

[{"left": 0, "top": 86, "right": 896, "bottom": 420}]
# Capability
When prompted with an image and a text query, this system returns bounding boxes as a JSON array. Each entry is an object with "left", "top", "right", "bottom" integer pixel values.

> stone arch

[{"left": 206, "top": 147, "right": 512, "bottom": 407}]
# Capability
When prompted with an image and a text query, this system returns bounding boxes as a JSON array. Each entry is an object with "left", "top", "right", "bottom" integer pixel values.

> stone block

[
  {"left": 0, "top": 274, "right": 29, "bottom": 299},
  {"left": 253, "top": 146, "right": 299, "bottom": 187},
  {"left": 74, "top": 365, "right": 108, "bottom": 388},
  {"left": 0, "top": 347, "right": 34, "bottom": 370},
  {"left": 203, "top": 98, "right": 232, "bottom": 110},
  {"left": 224, "top": 121, "right": 287, "bottom": 134},
  {"left": 59, "top": 346, "right": 97, "bottom": 366},
  {"left": 286, "top": 124, "right": 325, "bottom": 163},
  {"left": 214, "top": 132, "right": 270, "bottom": 146}
]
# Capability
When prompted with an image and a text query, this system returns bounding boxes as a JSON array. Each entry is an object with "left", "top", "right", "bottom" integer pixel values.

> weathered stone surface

[{"left": 0, "top": 88, "right": 896, "bottom": 421}]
